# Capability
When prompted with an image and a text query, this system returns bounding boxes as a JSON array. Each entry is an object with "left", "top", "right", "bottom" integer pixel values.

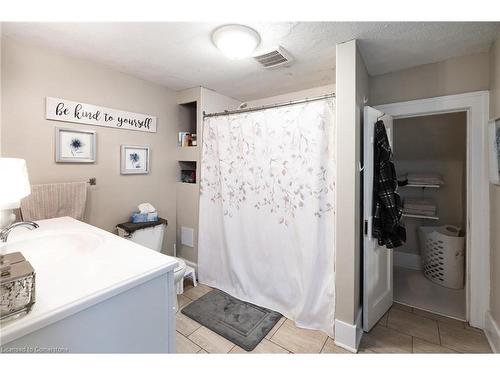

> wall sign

[{"left": 46, "top": 97, "right": 157, "bottom": 133}]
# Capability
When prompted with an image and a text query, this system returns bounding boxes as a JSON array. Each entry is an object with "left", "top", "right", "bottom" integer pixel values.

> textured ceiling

[{"left": 3, "top": 22, "right": 500, "bottom": 101}]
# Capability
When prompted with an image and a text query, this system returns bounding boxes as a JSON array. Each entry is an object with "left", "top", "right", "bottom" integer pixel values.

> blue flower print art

[
  {"left": 56, "top": 128, "right": 96, "bottom": 163},
  {"left": 69, "top": 137, "right": 85, "bottom": 156},
  {"left": 121, "top": 145, "right": 149, "bottom": 174},
  {"left": 129, "top": 152, "right": 142, "bottom": 169}
]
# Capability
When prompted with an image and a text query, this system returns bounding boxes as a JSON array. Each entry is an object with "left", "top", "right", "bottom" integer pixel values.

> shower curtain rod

[{"left": 203, "top": 93, "right": 335, "bottom": 118}]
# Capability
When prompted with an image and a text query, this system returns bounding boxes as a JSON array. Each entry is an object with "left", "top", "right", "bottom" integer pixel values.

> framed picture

[
  {"left": 489, "top": 119, "right": 500, "bottom": 185},
  {"left": 55, "top": 127, "right": 96, "bottom": 163},
  {"left": 121, "top": 145, "right": 150, "bottom": 174}
]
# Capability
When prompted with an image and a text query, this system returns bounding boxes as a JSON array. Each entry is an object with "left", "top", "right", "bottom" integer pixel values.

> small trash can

[{"left": 418, "top": 225, "right": 465, "bottom": 289}]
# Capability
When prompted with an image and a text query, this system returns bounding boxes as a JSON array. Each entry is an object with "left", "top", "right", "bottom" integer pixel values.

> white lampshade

[
  {"left": 0, "top": 158, "right": 31, "bottom": 209},
  {"left": 212, "top": 24, "right": 260, "bottom": 60}
]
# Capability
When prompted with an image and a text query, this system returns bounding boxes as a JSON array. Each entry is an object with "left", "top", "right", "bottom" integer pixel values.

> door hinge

[{"left": 364, "top": 220, "right": 368, "bottom": 235}]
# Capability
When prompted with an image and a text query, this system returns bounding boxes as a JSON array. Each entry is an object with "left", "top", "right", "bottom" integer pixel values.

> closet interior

[{"left": 393, "top": 111, "right": 467, "bottom": 320}]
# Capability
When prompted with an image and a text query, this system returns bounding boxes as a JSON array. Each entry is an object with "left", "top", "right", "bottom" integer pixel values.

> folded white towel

[
  {"left": 404, "top": 208, "right": 437, "bottom": 216},
  {"left": 403, "top": 198, "right": 437, "bottom": 216},
  {"left": 404, "top": 198, "right": 436, "bottom": 209},
  {"left": 407, "top": 173, "right": 444, "bottom": 185}
]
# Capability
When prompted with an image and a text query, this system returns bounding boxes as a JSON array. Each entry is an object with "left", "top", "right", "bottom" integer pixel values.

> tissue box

[{"left": 131, "top": 212, "right": 159, "bottom": 223}]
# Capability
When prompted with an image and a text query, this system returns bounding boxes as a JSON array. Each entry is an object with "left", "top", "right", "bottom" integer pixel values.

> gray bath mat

[{"left": 181, "top": 289, "right": 282, "bottom": 351}]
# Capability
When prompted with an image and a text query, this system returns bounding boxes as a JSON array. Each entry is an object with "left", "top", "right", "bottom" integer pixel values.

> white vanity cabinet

[{"left": 0, "top": 217, "right": 177, "bottom": 353}]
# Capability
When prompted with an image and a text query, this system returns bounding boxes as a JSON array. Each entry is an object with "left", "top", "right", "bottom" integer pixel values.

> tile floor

[
  {"left": 359, "top": 302, "right": 492, "bottom": 353},
  {"left": 175, "top": 282, "right": 492, "bottom": 354},
  {"left": 394, "top": 266, "right": 466, "bottom": 320}
]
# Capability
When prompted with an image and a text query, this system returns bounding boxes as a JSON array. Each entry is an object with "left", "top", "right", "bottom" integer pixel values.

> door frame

[{"left": 375, "top": 91, "right": 490, "bottom": 328}]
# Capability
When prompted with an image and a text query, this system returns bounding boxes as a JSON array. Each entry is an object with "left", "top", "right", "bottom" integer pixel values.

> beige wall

[
  {"left": 335, "top": 40, "right": 368, "bottom": 325},
  {"left": 369, "top": 52, "right": 490, "bottom": 106},
  {"left": 489, "top": 37, "right": 500, "bottom": 347},
  {"left": 246, "top": 84, "right": 335, "bottom": 107},
  {"left": 1, "top": 37, "right": 179, "bottom": 255}
]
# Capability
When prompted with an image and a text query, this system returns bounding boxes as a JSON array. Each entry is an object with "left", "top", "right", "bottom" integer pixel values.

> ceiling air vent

[{"left": 253, "top": 46, "right": 293, "bottom": 68}]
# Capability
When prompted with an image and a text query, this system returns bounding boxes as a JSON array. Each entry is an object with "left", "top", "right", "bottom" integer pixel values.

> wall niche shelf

[
  {"left": 175, "top": 87, "right": 240, "bottom": 264},
  {"left": 179, "top": 161, "right": 197, "bottom": 184},
  {"left": 178, "top": 101, "right": 197, "bottom": 134}
]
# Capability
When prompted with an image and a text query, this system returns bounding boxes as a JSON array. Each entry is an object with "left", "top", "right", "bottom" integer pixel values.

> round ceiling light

[{"left": 212, "top": 24, "right": 261, "bottom": 60}]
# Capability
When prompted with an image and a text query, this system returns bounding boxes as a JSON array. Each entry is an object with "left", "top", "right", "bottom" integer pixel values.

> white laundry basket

[{"left": 418, "top": 225, "right": 465, "bottom": 289}]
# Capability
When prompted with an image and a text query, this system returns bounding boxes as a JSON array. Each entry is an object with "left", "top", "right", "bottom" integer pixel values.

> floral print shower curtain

[{"left": 198, "top": 99, "right": 336, "bottom": 336}]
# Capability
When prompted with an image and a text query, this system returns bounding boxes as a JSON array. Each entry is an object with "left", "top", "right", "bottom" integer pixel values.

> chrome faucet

[
  {"left": 0, "top": 221, "right": 39, "bottom": 276},
  {"left": 0, "top": 221, "right": 39, "bottom": 243}
]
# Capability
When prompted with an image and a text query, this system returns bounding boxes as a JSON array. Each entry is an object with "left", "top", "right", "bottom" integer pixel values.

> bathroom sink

[
  {"left": 0, "top": 217, "right": 177, "bottom": 352},
  {"left": 3, "top": 231, "right": 105, "bottom": 259}
]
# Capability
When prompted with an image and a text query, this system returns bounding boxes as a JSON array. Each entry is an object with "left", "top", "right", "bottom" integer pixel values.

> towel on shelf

[
  {"left": 403, "top": 198, "right": 437, "bottom": 216},
  {"left": 406, "top": 173, "right": 444, "bottom": 186},
  {"left": 20, "top": 182, "right": 88, "bottom": 221}
]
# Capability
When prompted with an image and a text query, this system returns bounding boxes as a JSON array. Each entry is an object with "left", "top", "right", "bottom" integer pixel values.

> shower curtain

[{"left": 198, "top": 99, "right": 335, "bottom": 335}]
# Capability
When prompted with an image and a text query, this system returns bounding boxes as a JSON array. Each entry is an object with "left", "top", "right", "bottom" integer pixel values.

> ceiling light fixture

[{"left": 212, "top": 24, "right": 261, "bottom": 60}]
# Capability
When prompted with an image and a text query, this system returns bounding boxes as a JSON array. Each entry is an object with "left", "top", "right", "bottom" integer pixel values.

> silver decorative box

[{"left": 0, "top": 252, "right": 36, "bottom": 322}]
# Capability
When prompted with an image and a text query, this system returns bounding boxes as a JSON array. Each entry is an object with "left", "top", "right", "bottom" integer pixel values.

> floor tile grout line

[
  {"left": 318, "top": 336, "right": 329, "bottom": 354},
  {"left": 413, "top": 336, "right": 461, "bottom": 354},
  {"left": 439, "top": 342, "right": 465, "bottom": 354},
  {"left": 187, "top": 324, "right": 240, "bottom": 354},
  {"left": 267, "top": 338, "right": 293, "bottom": 353},
  {"left": 378, "top": 322, "right": 413, "bottom": 339},
  {"left": 185, "top": 329, "right": 213, "bottom": 353},
  {"left": 175, "top": 330, "right": 203, "bottom": 353},
  {"left": 177, "top": 326, "right": 201, "bottom": 339},
  {"left": 267, "top": 317, "right": 286, "bottom": 340},
  {"left": 186, "top": 325, "right": 203, "bottom": 340},
  {"left": 262, "top": 335, "right": 293, "bottom": 354},
  {"left": 388, "top": 307, "right": 447, "bottom": 345},
  {"left": 405, "top": 305, "right": 469, "bottom": 327},
  {"left": 176, "top": 312, "right": 202, "bottom": 338}
]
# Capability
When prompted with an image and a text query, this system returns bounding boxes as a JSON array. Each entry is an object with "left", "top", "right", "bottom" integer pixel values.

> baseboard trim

[
  {"left": 394, "top": 250, "right": 422, "bottom": 270},
  {"left": 334, "top": 309, "right": 363, "bottom": 353},
  {"left": 485, "top": 310, "right": 500, "bottom": 353}
]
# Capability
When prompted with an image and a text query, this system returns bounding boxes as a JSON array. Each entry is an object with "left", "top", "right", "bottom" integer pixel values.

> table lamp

[
  {"left": 0, "top": 158, "right": 36, "bottom": 322},
  {"left": 0, "top": 158, "right": 31, "bottom": 229}
]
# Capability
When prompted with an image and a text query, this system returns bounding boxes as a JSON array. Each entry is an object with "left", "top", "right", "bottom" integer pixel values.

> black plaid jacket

[{"left": 372, "top": 120, "right": 406, "bottom": 248}]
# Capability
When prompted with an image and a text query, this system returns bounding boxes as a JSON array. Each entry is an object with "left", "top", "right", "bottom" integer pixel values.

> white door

[{"left": 363, "top": 106, "right": 394, "bottom": 332}]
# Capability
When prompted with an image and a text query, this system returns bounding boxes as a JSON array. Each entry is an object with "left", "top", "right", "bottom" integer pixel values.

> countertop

[{"left": 0, "top": 217, "right": 177, "bottom": 345}]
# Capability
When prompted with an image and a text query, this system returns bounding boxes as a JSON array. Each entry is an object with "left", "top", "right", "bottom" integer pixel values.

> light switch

[{"left": 181, "top": 226, "right": 194, "bottom": 247}]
